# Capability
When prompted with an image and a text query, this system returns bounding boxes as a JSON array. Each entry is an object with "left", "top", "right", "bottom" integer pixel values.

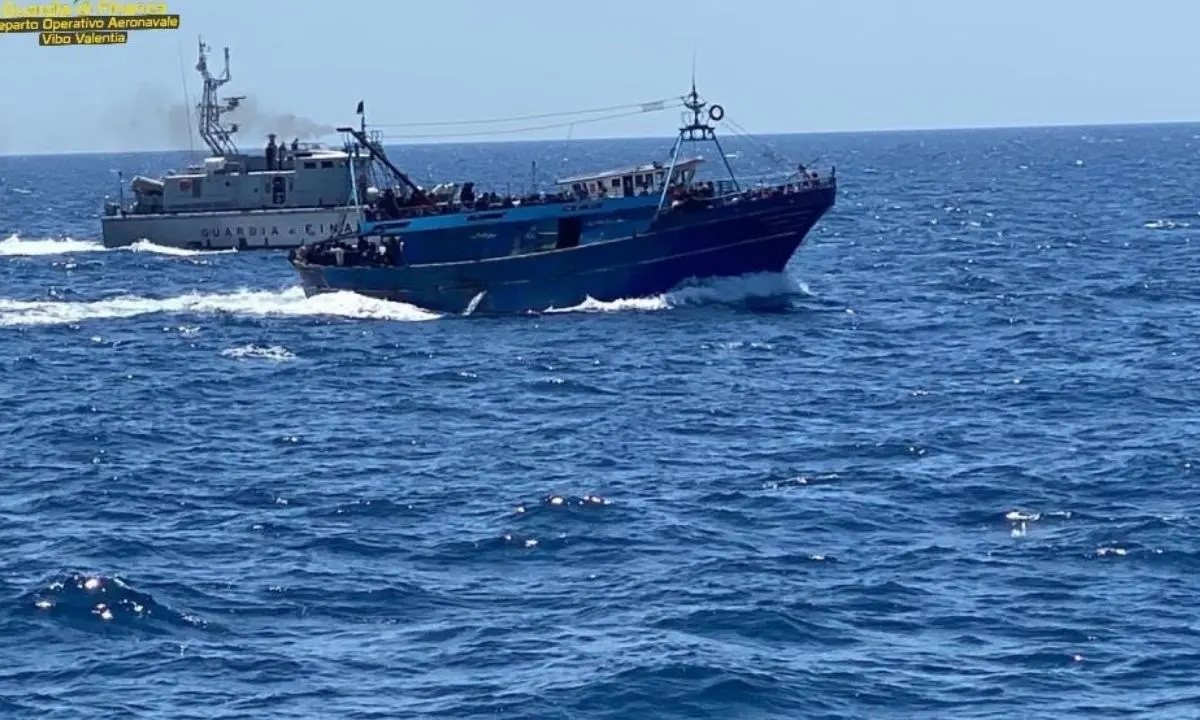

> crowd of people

[{"left": 290, "top": 235, "right": 402, "bottom": 268}]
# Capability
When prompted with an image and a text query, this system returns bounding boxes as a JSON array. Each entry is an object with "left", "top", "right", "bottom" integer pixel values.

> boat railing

[{"left": 357, "top": 166, "right": 834, "bottom": 224}]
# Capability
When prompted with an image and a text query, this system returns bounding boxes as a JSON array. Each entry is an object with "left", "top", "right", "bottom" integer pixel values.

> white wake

[
  {"left": 2, "top": 234, "right": 814, "bottom": 320},
  {"left": 0, "top": 235, "right": 107, "bottom": 257},
  {"left": 0, "top": 287, "right": 440, "bottom": 327},
  {"left": 220, "top": 344, "right": 297, "bottom": 362},
  {"left": 544, "top": 272, "right": 813, "bottom": 314},
  {"left": 0, "top": 234, "right": 235, "bottom": 258},
  {"left": 127, "top": 239, "right": 238, "bottom": 257}
]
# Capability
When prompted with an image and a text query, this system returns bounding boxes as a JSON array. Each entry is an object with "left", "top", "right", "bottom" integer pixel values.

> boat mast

[
  {"left": 194, "top": 37, "right": 243, "bottom": 157},
  {"left": 656, "top": 80, "right": 739, "bottom": 215},
  {"left": 337, "top": 117, "right": 434, "bottom": 206},
  {"left": 678, "top": 80, "right": 739, "bottom": 191}
]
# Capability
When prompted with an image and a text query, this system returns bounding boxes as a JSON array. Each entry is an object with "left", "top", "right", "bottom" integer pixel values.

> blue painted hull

[{"left": 292, "top": 186, "right": 835, "bottom": 315}]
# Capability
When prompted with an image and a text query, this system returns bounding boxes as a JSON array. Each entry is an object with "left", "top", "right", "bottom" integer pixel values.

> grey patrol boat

[{"left": 101, "top": 39, "right": 391, "bottom": 251}]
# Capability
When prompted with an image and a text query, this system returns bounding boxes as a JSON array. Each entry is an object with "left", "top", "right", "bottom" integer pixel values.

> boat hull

[
  {"left": 100, "top": 206, "right": 362, "bottom": 250},
  {"left": 292, "top": 187, "right": 835, "bottom": 314}
]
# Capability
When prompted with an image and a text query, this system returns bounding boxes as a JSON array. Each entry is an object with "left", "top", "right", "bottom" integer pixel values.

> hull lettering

[{"left": 199, "top": 221, "right": 353, "bottom": 241}]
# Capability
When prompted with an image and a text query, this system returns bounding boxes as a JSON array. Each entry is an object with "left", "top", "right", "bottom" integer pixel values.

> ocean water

[{"left": 2, "top": 125, "right": 1199, "bottom": 719}]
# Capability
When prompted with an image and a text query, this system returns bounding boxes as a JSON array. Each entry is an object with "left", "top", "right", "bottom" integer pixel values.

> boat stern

[{"left": 99, "top": 214, "right": 143, "bottom": 248}]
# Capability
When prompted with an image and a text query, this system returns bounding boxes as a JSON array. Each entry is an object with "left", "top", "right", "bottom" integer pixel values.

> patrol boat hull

[
  {"left": 100, "top": 206, "right": 361, "bottom": 250},
  {"left": 100, "top": 39, "right": 403, "bottom": 253},
  {"left": 291, "top": 186, "right": 835, "bottom": 315}
]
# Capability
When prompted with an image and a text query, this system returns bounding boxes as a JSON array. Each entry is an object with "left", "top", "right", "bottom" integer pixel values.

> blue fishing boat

[{"left": 287, "top": 84, "right": 837, "bottom": 315}]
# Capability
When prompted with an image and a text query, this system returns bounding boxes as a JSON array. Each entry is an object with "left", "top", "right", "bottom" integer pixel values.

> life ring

[{"left": 709, "top": 104, "right": 724, "bottom": 122}]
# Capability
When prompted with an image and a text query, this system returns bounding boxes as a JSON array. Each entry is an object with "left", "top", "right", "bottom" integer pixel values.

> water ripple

[{"left": 4, "top": 127, "right": 1200, "bottom": 717}]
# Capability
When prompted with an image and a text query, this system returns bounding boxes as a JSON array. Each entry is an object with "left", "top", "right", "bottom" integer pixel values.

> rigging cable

[
  {"left": 378, "top": 101, "right": 684, "bottom": 141},
  {"left": 721, "top": 115, "right": 797, "bottom": 169},
  {"left": 373, "top": 98, "right": 681, "bottom": 129},
  {"left": 176, "top": 35, "right": 196, "bottom": 160}
]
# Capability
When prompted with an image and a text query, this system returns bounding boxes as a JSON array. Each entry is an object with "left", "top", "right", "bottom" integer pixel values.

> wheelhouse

[{"left": 555, "top": 157, "right": 705, "bottom": 199}]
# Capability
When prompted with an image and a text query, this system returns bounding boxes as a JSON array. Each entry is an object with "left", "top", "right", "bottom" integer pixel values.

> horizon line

[{"left": 2, "top": 117, "right": 1198, "bottom": 158}]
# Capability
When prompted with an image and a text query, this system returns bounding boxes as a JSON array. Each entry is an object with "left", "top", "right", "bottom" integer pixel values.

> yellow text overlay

[
  {"left": 39, "top": 29, "right": 126, "bottom": 45},
  {"left": 0, "top": 13, "right": 178, "bottom": 31},
  {"left": 1, "top": 2, "right": 168, "bottom": 17}
]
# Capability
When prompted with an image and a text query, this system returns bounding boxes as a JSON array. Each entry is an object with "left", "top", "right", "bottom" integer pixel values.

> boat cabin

[
  {"left": 555, "top": 157, "right": 705, "bottom": 200},
  {"left": 122, "top": 141, "right": 359, "bottom": 216}
]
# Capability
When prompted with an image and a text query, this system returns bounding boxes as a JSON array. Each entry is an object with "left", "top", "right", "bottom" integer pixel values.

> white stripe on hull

[{"left": 100, "top": 207, "right": 361, "bottom": 250}]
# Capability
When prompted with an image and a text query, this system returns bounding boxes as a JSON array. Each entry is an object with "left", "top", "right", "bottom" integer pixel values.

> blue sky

[{"left": 0, "top": 0, "right": 1197, "bottom": 154}]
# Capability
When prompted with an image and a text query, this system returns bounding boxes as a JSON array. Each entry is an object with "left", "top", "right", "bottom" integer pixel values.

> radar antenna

[{"left": 195, "top": 37, "right": 244, "bottom": 157}]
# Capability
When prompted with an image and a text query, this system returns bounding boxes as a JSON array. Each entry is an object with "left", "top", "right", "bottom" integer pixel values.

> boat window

[
  {"left": 610, "top": 178, "right": 620, "bottom": 188},
  {"left": 321, "top": 161, "right": 335, "bottom": 169},
  {"left": 191, "top": 178, "right": 202, "bottom": 197},
  {"left": 304, "top": 162, "right": 317, "bottom": 169}
]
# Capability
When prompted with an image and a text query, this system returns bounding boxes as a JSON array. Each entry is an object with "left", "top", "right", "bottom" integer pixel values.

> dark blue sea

[{"left": 2, "top": 124, "right": 1199, "bottom": 719}]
